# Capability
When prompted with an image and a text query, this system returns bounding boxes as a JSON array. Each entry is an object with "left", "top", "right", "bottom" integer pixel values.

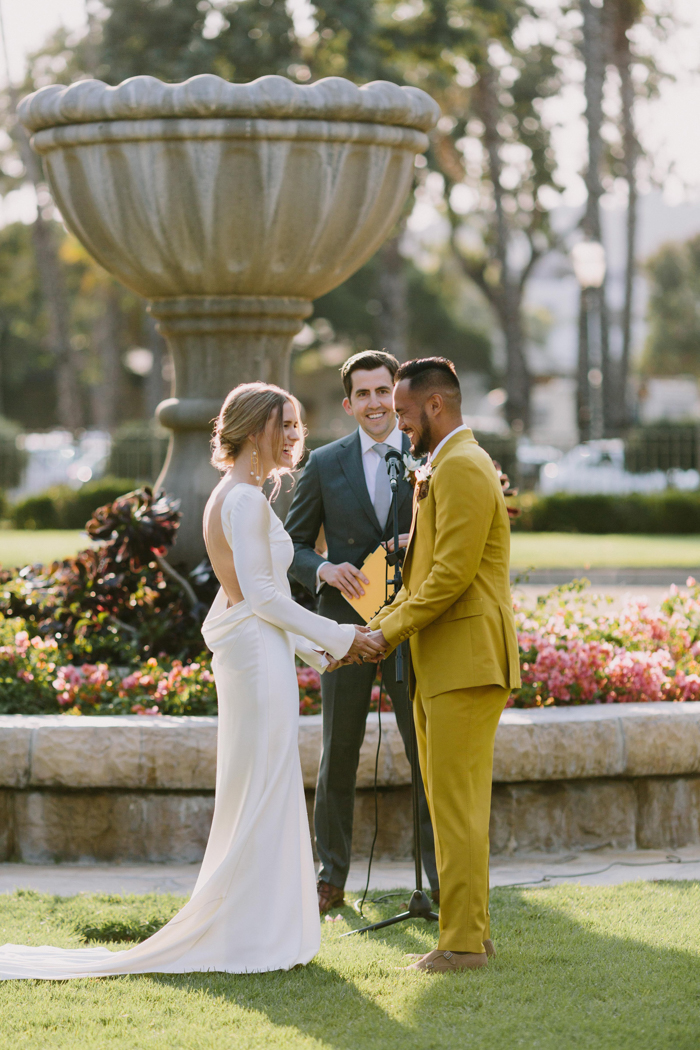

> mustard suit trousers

[{"left": 413, "top": 682, "right": 509, "bottom": 954}]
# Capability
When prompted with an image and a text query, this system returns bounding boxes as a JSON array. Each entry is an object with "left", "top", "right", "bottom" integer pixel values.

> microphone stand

[{"left": 343, "top": 450, "right": 438, "bottom": 936}]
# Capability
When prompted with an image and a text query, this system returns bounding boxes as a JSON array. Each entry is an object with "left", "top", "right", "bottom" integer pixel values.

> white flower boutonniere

[
  {"left": 402, "top": 454, "right": 433, "bottom": 499},
  {"left": 402, "top": 452, "right": 423, "bottom": 483}
]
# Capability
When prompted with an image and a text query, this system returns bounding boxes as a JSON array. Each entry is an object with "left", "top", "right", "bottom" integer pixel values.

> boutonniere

[
  {"left": 402, "top": 452, "right": 423, "bottom": 483},
  {"left": 403, "top": 454, "right": 433, "bottom": 500}
]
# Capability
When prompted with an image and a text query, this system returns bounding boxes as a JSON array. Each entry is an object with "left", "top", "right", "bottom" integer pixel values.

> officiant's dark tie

[{"left": 372, "top": 443, "right": 392, "bottom": 527}]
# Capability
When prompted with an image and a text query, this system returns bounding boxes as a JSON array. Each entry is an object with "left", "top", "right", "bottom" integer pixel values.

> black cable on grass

[{"left": 356, "top": 667, "right": 384, "bottom": 920}]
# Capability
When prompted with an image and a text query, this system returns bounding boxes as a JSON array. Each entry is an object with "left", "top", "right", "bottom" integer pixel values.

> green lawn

[
  {"left": 0, "top": 883, "right": 698, "bottom": 1049},
  {"left": 0, "top": 531, "right": 88, "bottom": 569},
  {"left": 510, "top": 532, "right": 700, "bottom": 568},
  {"left": 2, "top": 530, "right": 700, "bottom": 573}
]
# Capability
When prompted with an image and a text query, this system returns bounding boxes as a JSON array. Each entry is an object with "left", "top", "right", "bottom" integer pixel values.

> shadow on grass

[{"left": 143, "top": 883, "right": 700, "bottom": 1050}]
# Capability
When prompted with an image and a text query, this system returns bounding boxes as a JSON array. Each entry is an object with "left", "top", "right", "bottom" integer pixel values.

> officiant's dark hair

[
  {"left": 395, "top": 357, "right": 461, "bottom": 407},
  {"left": 340, "top": 350, "right": 399, "bottom": 397}
]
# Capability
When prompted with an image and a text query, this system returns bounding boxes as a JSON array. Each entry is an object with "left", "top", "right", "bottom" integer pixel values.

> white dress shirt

[
  {"left": 428, "top": 423, "right": 469, "bottom": 464},
  {"left": 316, "top": 422, "right": 403, "bottom": 591},
  {"left": 358, "top": 421, "right": 404, "bottom": 503}
]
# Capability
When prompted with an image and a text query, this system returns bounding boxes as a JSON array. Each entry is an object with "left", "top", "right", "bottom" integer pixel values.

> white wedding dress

[{"left": 0, "top": 484, "right": 354, "bottom": 978}]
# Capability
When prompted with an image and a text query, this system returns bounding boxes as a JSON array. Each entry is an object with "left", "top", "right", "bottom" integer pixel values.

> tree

[
  {"left": 573, "top": 0, "right": 669, "bottom": 438},
  {"left": 643, "top": 235, "right": 700, "bottom": 377},
  {"left": 0, "top": 21, "right": 85, "bottom": 430},
  {"left": 308, "top": 0, "right": 565, "bottom": 431},
  {"left": 84, "top": 0, "right": 298, "bottom": 85},
  {"left": 604, "top": 0, "right": 644, "bottom": 433},
  {"left": 309, "top": 254, "right": 492, "bottom": 373}
]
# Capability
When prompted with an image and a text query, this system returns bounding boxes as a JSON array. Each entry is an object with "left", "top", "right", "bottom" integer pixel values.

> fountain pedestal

[
  {"left": 19, "top": 75, "right": 439, "bottom": 566},
  {"left": 151, "top": 294, "right": 312, "bottom": 560}
]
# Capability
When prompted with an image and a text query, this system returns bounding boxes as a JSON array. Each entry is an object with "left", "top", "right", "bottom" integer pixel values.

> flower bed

[
  {"left": 0, "top": 621, "right": 392, "bottom": 717},
  {"left": 2, "top": 483, "right": 699, "bottom": 716},
  {"left": 513, "top": 578, "right": 700, "bottom": 707}
]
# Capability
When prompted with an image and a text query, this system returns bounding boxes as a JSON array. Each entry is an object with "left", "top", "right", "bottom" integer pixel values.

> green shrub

[
  {"left": 11, "top": 477, "right": 136, "bottom": 530},
  {"left": 12, "top": 494, "right": 59, "bottom": 530},
  {"left": 514, "top": 490, "right": 700, "bottom": 534}
]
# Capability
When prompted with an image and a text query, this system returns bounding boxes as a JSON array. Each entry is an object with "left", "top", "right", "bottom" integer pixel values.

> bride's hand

[{"left": 324, "top": 654, "right": 354, "bottom": 672}]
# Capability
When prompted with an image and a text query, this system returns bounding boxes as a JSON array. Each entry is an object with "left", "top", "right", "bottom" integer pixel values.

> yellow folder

[{"left": 346, "top": 545, "right": 389, "bottom": 624}]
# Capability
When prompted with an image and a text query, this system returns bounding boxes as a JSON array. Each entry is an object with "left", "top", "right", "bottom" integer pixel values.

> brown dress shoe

[
  {"left": 403, "top": 949, "right": 487, "bottom": 973},
  {"left": 317, "top": 880, "right": 345, "bottom": 914},
  {"left": 431, "top": 889, "right": 440, "bottom": 906},
  {"left": 405, "top": 938, "right": 494, "bottom": 963}
]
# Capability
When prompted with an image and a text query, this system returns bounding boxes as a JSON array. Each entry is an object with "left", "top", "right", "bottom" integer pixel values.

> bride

[{"left": 0, "top": 382, "right": 384, "bottom": 979}]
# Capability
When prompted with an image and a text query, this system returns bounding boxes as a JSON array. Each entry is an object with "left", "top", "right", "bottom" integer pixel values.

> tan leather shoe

[
  {"left": 431, "top": 888, "right": 440, "bottom": 906},
  {"left": 405, "top": 939, "right": 494, "bottom": 962},
  {"left": 403, "top": 949, "right": 488, "bottom": 973},
  {"left": 317, "top": 880, "right": 345, "bottom": 914}
]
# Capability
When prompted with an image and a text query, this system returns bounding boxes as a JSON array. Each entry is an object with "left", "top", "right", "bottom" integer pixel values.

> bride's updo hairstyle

[{"left": 211, "top": 382, "right": 305, "bottom": 490}]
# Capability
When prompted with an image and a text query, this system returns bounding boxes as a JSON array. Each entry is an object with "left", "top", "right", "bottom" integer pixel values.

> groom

[
  {"left": 286, "top": 350, "right": 438, "bottom": 913},
  {"left": 367, "top": 357, "right": 520, "bottom": 973}
]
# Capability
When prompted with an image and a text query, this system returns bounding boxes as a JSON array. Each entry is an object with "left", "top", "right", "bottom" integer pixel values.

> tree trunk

[
  {"left": 475, "top": 64, "right": 531, "bottom": 430},
  {"left": 143, "top": 307, "right": 168, "bottom": 419},
  {"left": 577, "top": 289, "right": 591, "bottom": 441},
  {"left": 376, "top": 232, "right": 409, "bottom": 361},
  {"left": 12, "top": 121, "right": 83, "bottom": 431},
  {"left": 580, "top": 0, "right": 611, "bottom": 438},
  {"left": 502, "top": 285, "right": 531, "bottom": 430},
  {"left": 91, "top": 283, "right": 122, "bottom": 431},
  {"left": 607, "top": 0, "right": 641, "bottom": 433}
]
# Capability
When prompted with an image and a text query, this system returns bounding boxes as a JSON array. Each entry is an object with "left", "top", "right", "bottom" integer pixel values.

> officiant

[{"left": 286, "top": 350, "right": 439, "bottom": 914}]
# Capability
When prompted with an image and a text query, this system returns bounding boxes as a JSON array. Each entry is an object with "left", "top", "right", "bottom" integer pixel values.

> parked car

[{"left": 539, "top": 439, "right": 700, "bottom": 495}]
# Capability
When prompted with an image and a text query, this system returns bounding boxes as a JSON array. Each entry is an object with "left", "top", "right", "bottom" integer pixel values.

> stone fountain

[{"left": 19, "top": 75, "right": 439, "bottom": 567}]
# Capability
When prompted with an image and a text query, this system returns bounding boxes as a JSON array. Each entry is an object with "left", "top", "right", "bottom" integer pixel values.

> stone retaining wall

[{"left": 1, "top": 703, "right": 699, "bottom": 862}]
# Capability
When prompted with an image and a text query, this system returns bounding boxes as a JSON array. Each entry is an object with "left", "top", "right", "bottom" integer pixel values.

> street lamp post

[{"left": 572, "top": 240, "right": 607, "bottom": 442}]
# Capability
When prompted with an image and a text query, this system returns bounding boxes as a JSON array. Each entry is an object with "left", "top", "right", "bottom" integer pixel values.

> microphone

[{"left": 385, "top": 448, "right": 403, "bottom": 491}]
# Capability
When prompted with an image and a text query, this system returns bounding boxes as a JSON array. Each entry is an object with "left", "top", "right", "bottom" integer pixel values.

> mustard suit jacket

[{"left": 369, "top": 429, "right": 521, "bottom": 698}]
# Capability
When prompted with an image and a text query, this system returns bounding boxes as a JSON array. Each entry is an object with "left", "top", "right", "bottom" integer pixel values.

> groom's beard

[{"left": 409, "top": 409, "right": 433, "bottom": 457}]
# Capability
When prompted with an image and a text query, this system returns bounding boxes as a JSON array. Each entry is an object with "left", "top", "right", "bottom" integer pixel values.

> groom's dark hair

[
  {"left": 396, "top": 357, "right": 461, "bottom": 408},
  {"left": 341, "top": 350, "right": 399, "bottom": 397}
]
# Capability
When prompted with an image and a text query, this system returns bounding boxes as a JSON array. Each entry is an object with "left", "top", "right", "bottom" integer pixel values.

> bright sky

[{"left": 1, "top": 0, "right": 699, "bottom": 213}]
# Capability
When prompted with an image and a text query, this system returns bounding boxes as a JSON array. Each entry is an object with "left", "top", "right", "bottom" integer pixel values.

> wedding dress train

[{"left": 0, "top": 484, "right": 354, "bottom": 978}]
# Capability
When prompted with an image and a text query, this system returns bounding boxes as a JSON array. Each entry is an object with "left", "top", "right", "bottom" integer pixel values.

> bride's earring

[{"left": 250, "top": 446, "right": 261, "bottom": 482}]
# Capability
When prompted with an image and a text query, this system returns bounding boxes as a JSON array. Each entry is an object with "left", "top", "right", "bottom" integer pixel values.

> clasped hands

[{"left": 323, "top": 625, "right": 388, "bottom": 672}]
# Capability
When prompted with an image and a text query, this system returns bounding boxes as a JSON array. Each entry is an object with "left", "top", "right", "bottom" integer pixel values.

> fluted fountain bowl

[
  {"left": 19, "top": 74, "right": 438, "bottom": 301},
  {"left": 18, "top": 74, "right": 439, "bottom": 567}
]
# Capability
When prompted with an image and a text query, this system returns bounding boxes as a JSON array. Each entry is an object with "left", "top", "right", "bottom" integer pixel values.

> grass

[
  {"left": 0, "top": 882, "right": 698, "bottom": 1049},
  {"left": 3, "top": 530, "right": 700, "bottom": 573},
  {"left": 0, "top": 530, "right": 88, "bottom": 569},
  {"left": 510, "top": 532, "right": 700, "bottom": 569}
]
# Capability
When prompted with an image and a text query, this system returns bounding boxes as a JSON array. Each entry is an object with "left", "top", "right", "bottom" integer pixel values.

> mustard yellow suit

[{"left": 369, "top": 429, "right": 520, "bottom": 953}]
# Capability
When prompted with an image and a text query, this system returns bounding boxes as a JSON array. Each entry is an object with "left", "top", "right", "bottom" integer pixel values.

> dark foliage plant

[{"left": 0, "top": 487, "right": 216, "bottom": 665}]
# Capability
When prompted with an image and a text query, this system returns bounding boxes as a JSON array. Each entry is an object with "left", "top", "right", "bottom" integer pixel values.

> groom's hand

[
  {"left": 347, "top": 625, "right": 386, "bottom": 663},
  {"left": 362, "top": 629, "right": 388, "bottom": 661},
  {"left": 318, "top": 561, "right": 369, "bottom": 600}
]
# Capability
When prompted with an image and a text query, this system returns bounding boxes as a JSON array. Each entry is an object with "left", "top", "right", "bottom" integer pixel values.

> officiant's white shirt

[
  {"left": 316, "top": 421, "right": 402, "bottom": 591},
  {"left": 358, "top": 420, "right": 403, "bottom": 503}
]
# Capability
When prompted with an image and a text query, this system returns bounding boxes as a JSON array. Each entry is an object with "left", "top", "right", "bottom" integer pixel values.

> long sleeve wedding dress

[{"left": 0, "top": 484, "right": 354, "bottom": 978}]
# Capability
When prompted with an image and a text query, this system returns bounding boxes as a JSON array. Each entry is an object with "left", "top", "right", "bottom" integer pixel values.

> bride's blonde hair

[{"left": 211, "top": 382, "right": 305, "bottom": 491}]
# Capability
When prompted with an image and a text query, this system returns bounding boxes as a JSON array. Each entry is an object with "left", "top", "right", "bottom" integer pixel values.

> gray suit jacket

[{"left": 286, "top": 429, "right": 414, "bottom": 624}]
